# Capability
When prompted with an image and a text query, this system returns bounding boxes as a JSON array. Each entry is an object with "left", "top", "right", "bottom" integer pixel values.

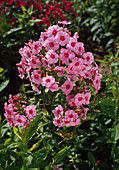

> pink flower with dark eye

[
  {"left": 61, "top": 79, "right": 75, "bottom": 95},
  {"left": 41, "top": 76, "right": 55, "bottom": 88},
  {"left": 66, "top": 37, "right": 78, "bottom": 52},
  {"left": 26, "top": 105, "right": 37, "bottom": 120},
  {"left": 44, "top": 37, "right": 59, "bottom": 51},
  {"left": 56, "top": 31, "right": 70, "bottom": 46},
  {"left": 29, "top": 56, "right": 41, "bottom": 68},
  {"left": 31, "top": 70, "right": 41, "bottom": 85},
  {"left": 75, "top": 93, "right": 85, "bottom": 108},
  {"left": 32, "top": 41, "right": 41, "bottom": 54},
  {"left": 53, "top": 117, "right": 63, "bottom": 127},
  {"left": 22, "top": 46, "right": 32, "bottom": 61},
  {"left": 84, "top": 92, "right": 91, "bottom": 105},
  {"left": 14, "top": 114, "right": 27, "bottom": 127},
  {"left": 47, "top": 25, "right": 61, "bottom": 37},
  {"left": 59, "top": 48, "right": 75, "bottom": 64},
  {"left": 83, "top": 52, "right": 94, "bottom": 65},
  {"left": 53, "top": 105, "right": 64, "bottom": 118},
  {"left": 75, "top": 42, "right": 85, "bottom": 56},
  {"left": 45, "top": 50, "right": 59, "bottom": 64},
  {"left": 49, "top": 83, "right": 59, "bottom": 92}
]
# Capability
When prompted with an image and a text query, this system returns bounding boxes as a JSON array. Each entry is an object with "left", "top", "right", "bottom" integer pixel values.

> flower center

[
  {"left": 29, "top": 109, "right": 33, "bottom": 114},
  {"left": 46, "top": 79, "right": 50, "bottom": 83},
  {"left": 49, "top": 42, "right": 54, "bottom": 47},
  {"left": 50, "top": 54, "right": 55, "bottom": 59},
  {"left": 66, "top": 85, "right": 70, "bottom": 89},
  {"left": 71, "top": 42, "right": 75, "bottom": 47},
  {"left": 75, "top": 62, "right": 79, "bottom": 66},
  {"left": 34, "top": 75, "right": 39, "bottom": 79},
  {"left": 78, "top": 97, "right": 82, "bottom": 101},
  {"left": 60, "top": 36, "right": 65, "bottom": 41},
  {"left": 64, "top": 53, "right": 69, "bottom": 58},
  {"left": 52, "top": 30, "right": 57, "bottom": 36}
]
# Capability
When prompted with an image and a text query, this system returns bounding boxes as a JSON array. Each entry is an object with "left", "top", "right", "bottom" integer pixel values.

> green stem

[{"left": 114, "top": 100, "right": 118, "bottom": 142}]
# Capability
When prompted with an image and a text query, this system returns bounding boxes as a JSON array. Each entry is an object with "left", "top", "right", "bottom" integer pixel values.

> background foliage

[{"left": 0, "top": 0, "right": 119, "bottom": 169}]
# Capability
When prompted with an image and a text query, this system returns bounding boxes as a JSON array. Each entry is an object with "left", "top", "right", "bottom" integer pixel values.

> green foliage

[{"left": 72, "top": 0, "right": 119, "bottom": 51}]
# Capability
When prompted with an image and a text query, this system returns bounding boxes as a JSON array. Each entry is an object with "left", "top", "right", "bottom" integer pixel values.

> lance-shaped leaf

[
  {"left": 52, "top": 146, "right": 71, "bottom": 165},
  {"left": 22, "top": 114, "right": 41, "bottom": 144},
  {"left": 13, "top": 127, "right": 23, "bottom": 141}
]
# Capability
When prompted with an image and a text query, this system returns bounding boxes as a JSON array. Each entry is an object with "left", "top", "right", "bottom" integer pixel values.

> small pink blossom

[
  {"left": 26, "top": 105, "right": 37, "bottom": 119},
  {"left": 61, "top": 79, "right": 75, "bottom": 95},
  {"left": 75, "top": 93, "right": 85, "bottom": 108},
  {"left": 56, "top": 31, "right": 70, "bottom": 46},
  {"left": 41, "top": 76, "right": 55, "bottom": 88},
  {"left": 44, "top": 37, "right": 59, "bottom": 51},
  {"left": 29, "top": 56, "right": 41, "bottom": 68},
  {"left": 53, "top": 117, "right": 63, "bottom": 127},
  {"left": 83, "top": 52, "right": 94, "bottom": 65},
  {"left": 53, "top": 105, "right": 64, "bottom": 118},
  {"left": 58, "top": 20, "right": 71, "bottom": 25},
  {"left": 31, "top": 70, "right": 41, "bottom": 85},
  {"left": 45, "top": 50, "right": 59, "bottom": 64},
  {"left": 14, "top": 114, "right": 27, "bottom": 127}
]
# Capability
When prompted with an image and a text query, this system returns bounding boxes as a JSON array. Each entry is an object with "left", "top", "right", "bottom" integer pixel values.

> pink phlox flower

[
  {"left": 73, "top": 32, "right": 79, "bottom": 39},
  {"left": 93, "top": 73, "right": 102, "bottom": 94},
  {"left": 84, "top": 71, "right": 92, "bottom": 79},
  {"left": 70, "top": 58, "right": 84, "bottom": 73},
  {"left": 45, "top": 50, "right": 59, "bottom": 64},
  {"left": 32, "top": 41, "right": 41, "bottom": 54},
  {"left": 56, "top": 31, "right": 70, "bottom": 46},
  {"left": 29, "top": 56, "right": 41, "bottom": 68},
  {"left": 84, "top": 92, "right": 91, "bottom": 105},
  {"left": 40, "top": 31, "right": 48, "bottom": 44},
  {"left": 31, "top": 70, "right": 41, "bottom": 85},
  {"left": 41, "top": 76, "right": 55, "bottom": 88},
  {"left": 47, "top": 25, "right": 61, "bottom": 37},
  {"left": 44, "top": 37, "right": 59, "bottom": 51},
  {"left": 22, "top": 46, "right": 32, "bottom": 61},
  {"left": 53, "top": 105, "right": 64, "bottom": 117},
  {"left": 31, "top": 83, "right": 40, "bottom": 93},
  {"left": 83, "top": 52, "right": 94, "bottom": 65},
  {"left": 95, "top": 160, "right": 100, "bottom": 166},
  {"left": 53, "top": 66, "right": 65, "bottom": 77},
  {"left": 75, "top": 42, "right": 85, "bottom": 56},
  {"left": 58, "top": 20, "right": 71, "bottom": 25},
  {"left": 49, "top": 82, "right": 59, "bottom": 92},
  {"left": 66, "top": 37, "right": 78, "bottom": 52},
  {"left": 26, "top": 105, "right": 37, "bottom": 120},
  {"left": 62, "top": 117, "right": 71, "bottom": 127},
  {"left": 75, "top": 93, "right": 85, "bottom": 108},
  {"left": 17, "top": 67, "right": 25, "bottom": 79},
  {"left": 61, "top": 79, "right": 75, "bottom": 95},
  {"left": 53, "top": 117, "right": 63, "bottom": 127},
  {"left": 41, "top": 57, "right": 50, "bottom": 68},
  {"left": 59, "top": 48, "right": 75, "bottom": 64},
  {"left": 66, "top": 94, "right": 75, "bottom": 107},
  {"left": 14, "top": 114, "right": 27, "bottom": 127}
]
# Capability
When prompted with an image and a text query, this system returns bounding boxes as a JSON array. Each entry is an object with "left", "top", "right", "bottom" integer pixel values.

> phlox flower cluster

[
  {"left": 4, "top": 94, "right": 37, "bottom": 128},
  {"left": 17, "top": 21, "right": 102, "bottom": 128}
]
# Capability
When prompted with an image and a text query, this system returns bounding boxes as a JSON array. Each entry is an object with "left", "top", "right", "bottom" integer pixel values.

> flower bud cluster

[
  {"left": 16, "top": 21, "right": 102, "bottom": 127},
  {"left": 4, "top": 94, "right": 36, "bottom": 128}
]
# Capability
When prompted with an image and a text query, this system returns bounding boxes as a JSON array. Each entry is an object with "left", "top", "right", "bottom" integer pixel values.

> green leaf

[
  {"left": 52, "top": 146, "right": 71, "bottom": 165},
  {"left": 115, "top": 123, "right": 119, "bottom": 141},
  {"left": 22, "top": 114, "right": 41, "bottom": 143},
  {"left": 100, "top": 98, "right": 115, "bottom": 106},
  {"left": 88, "top": 152, "right": 96, "bottom": 165},
  {"left": 0, "top": 79, "right": 9, "bottom": 92},
  {"left": 13, "top": 127, "right": 23, "bottom": 141}
]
